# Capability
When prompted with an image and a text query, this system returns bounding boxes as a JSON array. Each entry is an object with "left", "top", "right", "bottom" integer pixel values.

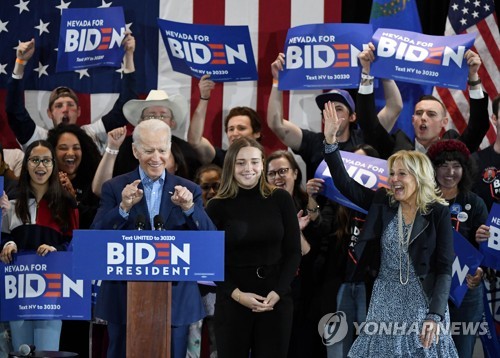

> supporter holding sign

[
  {"left": 278, "top": 23, "right": 373, "bottom": 90},
  {"left": 427, "top": 139, "right": 488, "bottom": 358},
  {"left": 157, "top": 19, "right": 257, "bottom": 82},
  {"left": 370, "top": 28, "right": 475, "bottom": 89},
  {"left": 0, "top": 252, "right": 91, "bottom": 321},
  {"left": 479, "top": 203, "right": 500, "bottom": 270},
  {"left": 0, "top": 140, "right": 79, "bottom": 352},
  {"left": 57, "top": 7, "right": 126, "bottom": 72}
]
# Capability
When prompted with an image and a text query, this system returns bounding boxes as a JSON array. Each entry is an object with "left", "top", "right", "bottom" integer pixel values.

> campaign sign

[
  {"left": 449, "top": 230, "right": 484, "bottom": 307},
  {"left": 480, "top": 203, "right": 500, "bottom": 270},
  {"left": 481, "top": 279, "right": 500, "bottom": 357},
  {"left": 279, "top": 23, "right": 373, "bottom": 90},
  {"left": 158, "top": 19, "right": 257, "bottom": 82},
  {"left": 56, "top": 7, "right": 126, "bottom": 72},
  {"left": 314, "top": 151, "right": 388, "bottom": 214},
  {"left": 371, "top": 28, "right": 475, "bottom": 89},
  {"left": 72, "top": 230, "right": 224, "bottom": 281},
  {"left": 0, "top": 252, "right": 91, "bottom": 321}
]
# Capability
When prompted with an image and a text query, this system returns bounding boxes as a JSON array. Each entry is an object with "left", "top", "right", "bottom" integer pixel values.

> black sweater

[{"left": 206, "top": 186, "right": 301, "bottom": 298}]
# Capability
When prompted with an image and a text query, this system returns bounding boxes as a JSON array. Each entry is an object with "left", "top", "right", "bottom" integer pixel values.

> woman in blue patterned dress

[{"left": 321, "top": 101, "right": 458, "bottom": 357}]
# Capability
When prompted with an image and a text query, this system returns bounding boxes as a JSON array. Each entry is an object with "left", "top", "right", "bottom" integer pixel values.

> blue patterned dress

[{"left": 348, "top": 216, "right": 458, "bottom": 357}]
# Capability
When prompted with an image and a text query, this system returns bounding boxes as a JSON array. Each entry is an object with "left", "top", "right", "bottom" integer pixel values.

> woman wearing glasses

[
  {"left": 266, "top": 150, "right": 325, "bottom": 357},
  {"left": 195, "top": 164, "right": 222, "bottom": 207},
  {"left": 0, "top": 140, "right": 79, "bottom": 351}
]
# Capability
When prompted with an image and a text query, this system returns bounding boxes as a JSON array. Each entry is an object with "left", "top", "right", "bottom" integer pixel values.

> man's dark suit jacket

[{"left": 91, "top": 168, "right": 216, "bottom": 326}]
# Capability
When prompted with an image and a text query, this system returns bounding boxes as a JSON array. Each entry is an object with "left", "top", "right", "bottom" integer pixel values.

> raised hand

[
  {"left": 271, "top": 53, "right": 285, "bottom": 80},
  {"left": 171, "top": 185, "right": 194, "bottom": 211},
  {"left": 323, "top": 101, "right": 344, "bottom": 144},
  {"left": 120, "top": 179, "right": 144, "bottom": 212},
  {"left": 16, "top": 38, "right": 35, "bottom": 62},
  {"left": 199, "top": 74, "right": 215, "bottom": 99},
  {"left": 358, "top": 42, "right": 376, "bottom": 74}
]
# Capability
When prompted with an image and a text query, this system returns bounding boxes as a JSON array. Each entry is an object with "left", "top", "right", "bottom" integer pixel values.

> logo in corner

[{"left": 318, "top": 311, "right": 348, "bottom": 346}]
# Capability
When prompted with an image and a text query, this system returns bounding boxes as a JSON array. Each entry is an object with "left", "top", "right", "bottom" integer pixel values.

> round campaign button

[
  {"left": 450, "top": 203, "right": 462, "bottom": 215},
  {"left": 457, "top": 211, "right": 468, "bottom": 222}
]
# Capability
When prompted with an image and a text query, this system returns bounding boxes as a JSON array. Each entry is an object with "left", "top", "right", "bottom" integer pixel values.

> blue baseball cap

[{"left": 315, "top": 89, "right": 355, "bottom": 114}]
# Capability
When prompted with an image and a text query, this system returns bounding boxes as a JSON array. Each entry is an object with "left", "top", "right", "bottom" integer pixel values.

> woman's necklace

[{"left": 398, "top": 204, "right": 414, "bottom": 285}]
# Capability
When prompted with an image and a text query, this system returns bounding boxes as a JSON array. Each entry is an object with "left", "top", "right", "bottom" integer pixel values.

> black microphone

[
  {"left": 18, "top": 344, "right": 35, "bottom": 356},
  {"left": 135, "top": 214, "right": 146, "bottom": 231},
  {"left": 154, "top": 215, "right": 165, "bottom": 231}
]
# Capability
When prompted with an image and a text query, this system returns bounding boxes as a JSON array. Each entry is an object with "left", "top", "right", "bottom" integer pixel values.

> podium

[
  {"left": 127, "top": 281, "right": 172, "bottom": 357},
  {"left": 71, "top": 230, "right": 224, "bottom": 358}
]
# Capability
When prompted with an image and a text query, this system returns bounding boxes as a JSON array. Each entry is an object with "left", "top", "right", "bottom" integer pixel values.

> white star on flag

[
  {"left": 75, "top": 69, "right": 90, "bottom": 79},
  {"left": 34, "top": 62, "right": 49, "bottom": 78},
  {"left": 0, "top": 20, "right": 8, "bottom": 34},
  {"left": 0, "top": 63, "right": 7, "bottom": 75},
  {"left": 34, "top": 19, "right": 50, "bottom": 36},
  {"left": 98, "top": 0, "right": 113, "bottom": 8},
  {"left": 56, "top": 0, "right": 72, "bottom": 15},
  {"left": 15, "top": 0, "right": 30, "bottom": 14}
]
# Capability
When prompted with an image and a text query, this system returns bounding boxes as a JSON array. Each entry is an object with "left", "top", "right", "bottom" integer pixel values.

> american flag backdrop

[
  {"left": 1, "top": 1, "right": 498, "bottom": 154},
  {"left": 0, "top": 0, "right": 342, "bottom": 153},
  {"left": 434, "top": 0, "right": 500, "bottom": 148}
]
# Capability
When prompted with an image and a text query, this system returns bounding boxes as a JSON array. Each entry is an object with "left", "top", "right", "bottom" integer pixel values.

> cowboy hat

[{"left": 122, "top": 90, "right": 189, "bottom": 127}]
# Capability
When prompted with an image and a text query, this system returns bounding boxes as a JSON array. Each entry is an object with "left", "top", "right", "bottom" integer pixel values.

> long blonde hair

[
  {"left": 387, "top": 150, "right": 447, "bottom": 214},
  {"left": 215, "top": 137, "right": 274, "bottom": 199}
]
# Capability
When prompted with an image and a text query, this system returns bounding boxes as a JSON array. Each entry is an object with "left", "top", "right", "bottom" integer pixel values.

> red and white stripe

[
  {"left": 434, "top": 12, "right": 500, "bottom": 149},
  {"left": 12, "top": 1, "right": 343, "bottom": 153}
]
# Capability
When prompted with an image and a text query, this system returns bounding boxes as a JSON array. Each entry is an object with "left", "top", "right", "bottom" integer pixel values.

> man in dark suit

[{"left": 91, "top": 118, "right": 216, "bottom": 358}]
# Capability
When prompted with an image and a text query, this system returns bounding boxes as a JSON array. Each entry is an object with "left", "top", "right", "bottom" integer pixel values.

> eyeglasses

[
  {"left": 200, "top": 182, "right": 220, "bottom": 192},
  {"left": 28, "top": 157, "right": 54, "bottom": 168},
  {"left": 141, "top": 115, "right": 172, "bottom": 121},
  {"left": 266, "top": 168, "right": 290, "bottom": 179}
]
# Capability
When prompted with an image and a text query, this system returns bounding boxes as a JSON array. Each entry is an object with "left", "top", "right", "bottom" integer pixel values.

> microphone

[
  {"left": 18, "top": 344, "right": 35, "bottom": 356},
  {"left": 135, "top": 214, "right": 146, "bottom": 231},
  {"left": 154, "top": 215, "right": 165, "bottom": 231}
]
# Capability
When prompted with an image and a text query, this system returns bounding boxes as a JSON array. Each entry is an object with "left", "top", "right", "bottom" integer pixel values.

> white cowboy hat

[{"left": 122, "top": 90, "right": 189, "bottom": 127}]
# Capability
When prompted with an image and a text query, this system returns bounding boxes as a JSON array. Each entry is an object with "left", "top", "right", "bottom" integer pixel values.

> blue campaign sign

[
  {"left": 56, "top": 7, "right": 126, "bottom": 72},
  {"left": 314, "top": 151, "right": 388, "bottom": 214},
  {"left": 72, "top": 230, "right": 224, "bottom": 281},
  {"left": 481, "top": 203, "right": 500, "bottom": 270},
  {"left": 449, "top": 231, "right": 484, "bottom": 307},
  {"left": 371, "top": 28, "right": 475, "bottom": 89},
  {"left": 157, "top": 19, "right": 257, "bottom": 82},
  {"left": 0, "top": 252, "right": 91, "bottom": 321},
  {"left": 279, "top": 23, "right": 373, "bottom": 90}
]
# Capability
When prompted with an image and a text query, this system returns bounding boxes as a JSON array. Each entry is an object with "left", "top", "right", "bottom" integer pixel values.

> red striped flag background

[
  {"left": 434, "top": 0, "right": 500, "bottom": 149},
  {"left": 0, "top": 0, "right": 498, "bottom": 154}
]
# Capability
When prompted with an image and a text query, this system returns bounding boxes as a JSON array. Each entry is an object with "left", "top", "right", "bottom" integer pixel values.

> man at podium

[{"left": 91, "top": 119, "right": 216, "bottom": 358}]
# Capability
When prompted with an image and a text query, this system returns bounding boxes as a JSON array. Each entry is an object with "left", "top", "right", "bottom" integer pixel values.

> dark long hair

[
  {"left": 266, "top": 150, "right": 308, "bottom": 210},
  {"left": 427, "top": 139, "right": 476, "bottom": 193},
  {"left": 170, "top": 141, "right": 189, "bottom": 179},
  {"left": 46, "top": 124, "right": 101, "bottom": 184},
  {"left": 16, "top": 141, "right": 74, "bottom": 232}
]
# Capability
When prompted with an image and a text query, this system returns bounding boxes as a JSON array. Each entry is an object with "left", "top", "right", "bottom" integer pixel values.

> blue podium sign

[
  {"left": 72, "top": 230, "right": 224, "bottom": 281},
  {"left": 0, "top": 252, "right": 91, "bottom": 321}
]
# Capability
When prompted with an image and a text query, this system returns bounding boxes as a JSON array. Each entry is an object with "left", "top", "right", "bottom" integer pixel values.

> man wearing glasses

[{"left": 5, "top": 35, "right": 138, "bottom": 154}]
